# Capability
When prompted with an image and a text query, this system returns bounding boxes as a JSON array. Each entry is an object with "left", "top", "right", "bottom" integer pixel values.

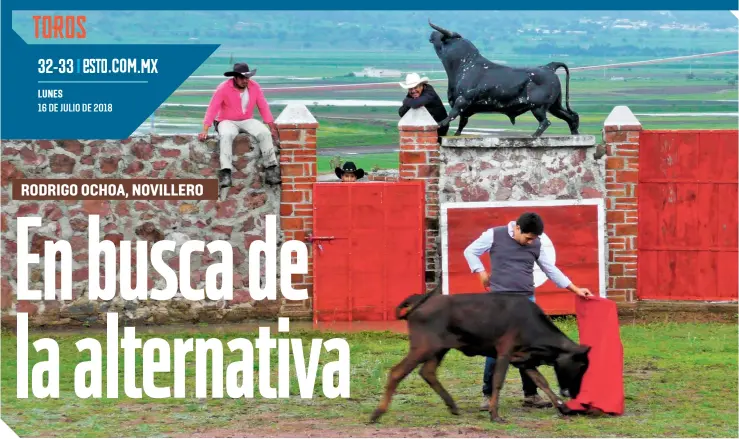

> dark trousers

[{"left": 482, "top": 294, "right": 538, "bottom": 397}]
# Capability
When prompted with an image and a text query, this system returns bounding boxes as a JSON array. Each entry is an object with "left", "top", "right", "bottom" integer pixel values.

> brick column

[
  {"left": 398, "top": 107, "right": 441, "bottom": 291},
  {"left": 603, "top": 105, "right": 642, "bottom": 302},
  {"left": 275, "top": 104, "right": 318, "bottom": 316}
]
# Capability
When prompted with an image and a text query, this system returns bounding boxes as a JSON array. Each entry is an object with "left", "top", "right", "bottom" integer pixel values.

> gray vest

[{"left": 488, "top": 226, "right": 541, "bottom": 295}]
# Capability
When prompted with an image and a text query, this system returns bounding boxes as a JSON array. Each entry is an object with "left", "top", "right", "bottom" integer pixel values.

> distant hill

[{"left": 14, "top": 10, "right": 738, "bottom": 56}]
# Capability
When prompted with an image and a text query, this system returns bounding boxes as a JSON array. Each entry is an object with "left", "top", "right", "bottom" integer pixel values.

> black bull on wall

[{"left": 428, "top": 21, "right": 580, "bottom": 138}]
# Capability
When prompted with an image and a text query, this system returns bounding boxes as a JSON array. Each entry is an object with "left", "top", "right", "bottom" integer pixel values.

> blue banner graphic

[
  {"left": 1, "top": 1, "right": 737, "bottom": 10},
  {"left": 1, "top": 25, "right": 218, "bottom": 139}
]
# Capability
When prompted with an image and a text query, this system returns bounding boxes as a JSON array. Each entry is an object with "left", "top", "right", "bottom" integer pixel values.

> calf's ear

[{"left": 575, "top": 345, "right": 591, "bottom": 358}]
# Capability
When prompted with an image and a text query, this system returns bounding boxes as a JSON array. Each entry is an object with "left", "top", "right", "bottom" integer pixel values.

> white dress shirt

[
  {"left": 240, "top": 87, "right": 250, "bottom": 113},
  {"left": 463, "top": 221, "right": 572, "bottom": 289}
]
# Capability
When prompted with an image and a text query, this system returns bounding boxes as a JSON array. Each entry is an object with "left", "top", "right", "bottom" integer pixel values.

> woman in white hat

[{"left": 398, "top": 72, "right": 449, "bottom": 142}]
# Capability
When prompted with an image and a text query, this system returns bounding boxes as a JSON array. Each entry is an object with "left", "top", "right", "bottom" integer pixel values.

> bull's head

[
  {"left": 428, "top": 20, "right": 479, "bottom": 68},
  {"left": 553, "top": 344, "right": 591, "bottom": 399}
]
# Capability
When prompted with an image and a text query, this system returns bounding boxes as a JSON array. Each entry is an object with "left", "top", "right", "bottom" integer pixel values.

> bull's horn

[{"left": 428, "top": 19, "right": 453, "bottom": 38}]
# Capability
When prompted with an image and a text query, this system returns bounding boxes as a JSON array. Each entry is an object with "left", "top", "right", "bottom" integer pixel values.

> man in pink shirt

[{"left": 198, "top": 62, "right": 281, "bottom": 187}]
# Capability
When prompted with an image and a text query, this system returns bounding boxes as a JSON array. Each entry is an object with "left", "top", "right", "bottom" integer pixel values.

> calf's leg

[
  {"left": 369, "top": 349, "right": 428, "bottom": 423},
  {"left": 523, "top": 368, "right": 569, "bottom": 416},
  {"left": 488, "top": 354, "right": 511, "bottom": 423},
  {"left": 418, "top": 349, "right": 459, "bottom": 415}
]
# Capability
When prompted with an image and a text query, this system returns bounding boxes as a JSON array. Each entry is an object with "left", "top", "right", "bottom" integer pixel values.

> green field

[
  {"left": 18, "top": 11, "right": 733, "bottom": 173},
  {"left": 2, "top": 320, "right": 737, "bottom": 437},
  {"left": 150, "top": 49, "right": 737, "bottom": 173},
  {"left": 149, "top": 46, "right": 738, "bottom": 172}
]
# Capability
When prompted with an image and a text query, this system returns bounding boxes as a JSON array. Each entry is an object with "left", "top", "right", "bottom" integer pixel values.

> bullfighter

[
  {"left": 198, "top": 62, "right": 281, "bottom": 188},
  {"left": 463, "top": 212, "right": 593, "bottom": 411},
  {"left": 397, "top": 73, "right": 449, "bottom": 143}
]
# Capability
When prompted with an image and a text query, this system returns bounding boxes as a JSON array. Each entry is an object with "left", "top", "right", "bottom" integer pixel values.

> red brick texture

[
  {"left": 398, "top": 125, "right": 440, "bottom": 292},
  {"left": 603, "top": 125, "right": 641, "bottom": 302},
  {"left": 276, "top": 123, "right": 317, "bottom": 313}
]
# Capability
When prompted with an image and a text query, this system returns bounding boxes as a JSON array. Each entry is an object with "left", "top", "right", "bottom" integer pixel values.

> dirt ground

[
  {"left": 615, "top": 302, "right": 737, "bottom": 324},
  {"left": 182, "top": 422, "right": 502, "bottom": 438}
]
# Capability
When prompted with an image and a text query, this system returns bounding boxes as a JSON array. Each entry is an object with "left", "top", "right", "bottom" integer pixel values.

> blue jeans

[{"left": 482, "top": 294, "right": 538, "bottom": 397}]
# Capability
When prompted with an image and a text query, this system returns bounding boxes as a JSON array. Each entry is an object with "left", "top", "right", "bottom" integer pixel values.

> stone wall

[
  {"left": 4, "top": 103, "right": 714, "bottom": 328},
  {"left": 0, "top": 104, "right": 318, "bottom": 327},
  {"left": 1, "top": 135, "right": 278, "bottom": 327},
  {"left": 367, "top": 169, "right": 399, "bottom": 182},
  {"left": 440, "top": 135, "right": 605, "bottom": 203}
]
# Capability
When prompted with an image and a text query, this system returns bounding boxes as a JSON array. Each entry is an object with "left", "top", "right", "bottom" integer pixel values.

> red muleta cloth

[{"left": 564, "top": 295, "right": 625, "bottom": 416}]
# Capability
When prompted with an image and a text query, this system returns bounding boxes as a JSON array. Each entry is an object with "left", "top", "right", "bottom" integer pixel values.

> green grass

[
  {"left": 318, "top": 152, "right": 399, "bottom": 174},
  {"left": 316, "top": 122, "right": 397, "bottom": 148},
  {"left": 2, "top": 321, "right": 737, "bottom": 437}
]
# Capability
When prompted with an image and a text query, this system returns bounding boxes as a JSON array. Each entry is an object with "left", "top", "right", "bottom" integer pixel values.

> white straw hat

[{"left": 399, "top": 72, "right": 429, "bottom": 89}]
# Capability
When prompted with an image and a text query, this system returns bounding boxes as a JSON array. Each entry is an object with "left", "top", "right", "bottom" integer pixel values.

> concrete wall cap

[
  {"left": 441, "top": 134, "right": 597, "bottom": 148},
  {"left": 604, "top": 105, "right": 642, "bottom": 129},
  {"left": 398, "top": 107, "right": 439, "bottom": 128},
  {"left": 275, "top": 103, "right": 318, "bottom": 125}
]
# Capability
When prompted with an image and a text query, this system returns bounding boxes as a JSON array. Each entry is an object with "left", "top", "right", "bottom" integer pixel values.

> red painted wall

[
  {"left": 443, "top": 202, "right": 604, "bottom": 315},
  {"left": 638, "top": 130, "right": 738, "bottom": 301},
  {"left": 312, "top": 182, "right": 426, "bottom": 321}
]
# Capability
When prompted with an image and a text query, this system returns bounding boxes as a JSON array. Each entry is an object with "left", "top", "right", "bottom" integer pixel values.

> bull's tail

[
  {"left": 545, "top": 62, "right": 572, "bottom": 112},
  {"left": 395, "top": 278, "right": 443, "bottom": 320}
]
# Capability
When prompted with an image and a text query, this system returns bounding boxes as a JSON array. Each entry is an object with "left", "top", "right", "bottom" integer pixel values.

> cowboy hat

[
  {"left": 399, "top": 72, "right": 429, "bottom": 89},
  {"left": 224, "top": 62, "right": 257, "bottom": 78},
  {"left": 335, "top": 161, "right": 365, "bottom": 180}
]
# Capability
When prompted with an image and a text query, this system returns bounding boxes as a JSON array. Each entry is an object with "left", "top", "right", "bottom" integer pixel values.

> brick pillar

[
  {"left": 603, "top": 105, "right": 642, "bottom": 302},
  {"left": 398, "top": 107, "right": 441, "bottom": 292},
  {"left": 275, "top": 104, "right": 318, "bottom": 316}
]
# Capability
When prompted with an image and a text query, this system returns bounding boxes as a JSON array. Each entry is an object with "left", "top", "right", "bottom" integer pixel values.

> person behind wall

[
  {"left": 463, "top": 212, "right": 594, "bottom": 411},
  {"left": 335, "top": 161, "right": 365, "bottom": 182},
  {"left": 397, "top": 73, "right": 449, "bottom": 143},
  {"left": 198, "top": 62, "right": 282, "bottom": 188}
]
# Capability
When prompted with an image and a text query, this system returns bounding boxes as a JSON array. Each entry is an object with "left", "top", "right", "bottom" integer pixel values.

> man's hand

[
  {"left": 478, "top": 271, "right": 490, "bottom": 288},
  {"left": 198, "top": 129, "right": 209, "bottom": 141},
  {"left": 574, "top": 287, "right": 594, "bottom": 299},
  {"left": 268, "top": 123, "right": 280, "bottom": 147}
]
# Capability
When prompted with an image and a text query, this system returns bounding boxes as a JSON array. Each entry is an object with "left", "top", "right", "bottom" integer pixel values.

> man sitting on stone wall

[{"left": 198, "top": 62, "right": 281, "bottom": 188}]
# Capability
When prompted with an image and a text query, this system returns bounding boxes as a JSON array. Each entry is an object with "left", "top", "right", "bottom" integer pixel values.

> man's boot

[
  {"left": 479, "top": 395, "right": 491, "bottom": 411},
  {"left": 218, "top": 168, "right": 232, "bottom": 188},
  {"left": 523, "top": 394, "right": 553, "bottom": 408},
  {"left": 265, "top": 165, "right": 281, "bottom": 185}
]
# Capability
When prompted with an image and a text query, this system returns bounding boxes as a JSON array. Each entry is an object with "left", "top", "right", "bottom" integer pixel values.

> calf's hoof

[
  {"left": 490, "top": 415, "right": 506, "bottom": 423},
  {"left": 368, "top": 409, "right": 384, "bottom": 424},
  {"left": 449, "top": 406, "right": 461, "bottom": 416},
  {"left": 557, "top": 404, "right": 574, "bottom": 416}
]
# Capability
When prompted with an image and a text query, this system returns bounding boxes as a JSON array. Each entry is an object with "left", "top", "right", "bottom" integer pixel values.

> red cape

[{"left": 565, "top": 295, "right": 625, "bottom": 416}]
